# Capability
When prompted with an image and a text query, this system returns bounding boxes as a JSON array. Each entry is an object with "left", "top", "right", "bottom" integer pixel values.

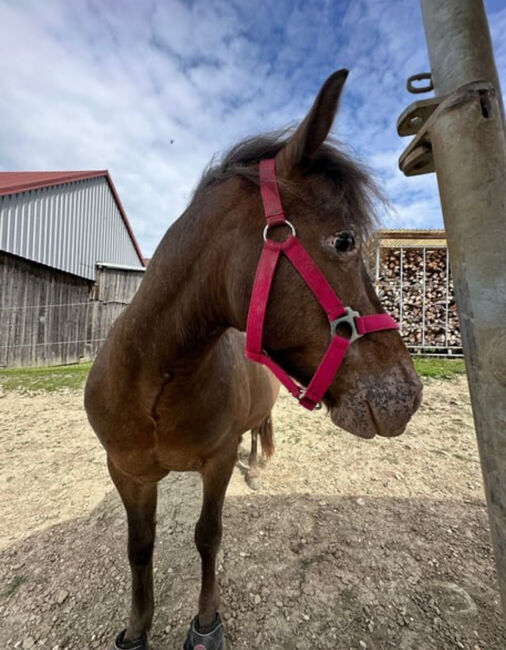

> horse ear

[{"left": 276, "top": 69, "right": 348, "bottom": 175}]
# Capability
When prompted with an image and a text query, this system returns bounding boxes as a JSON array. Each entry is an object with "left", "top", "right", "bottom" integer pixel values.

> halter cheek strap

[{"left": 245, "top": 158, "right": 398, "bottom": 411}]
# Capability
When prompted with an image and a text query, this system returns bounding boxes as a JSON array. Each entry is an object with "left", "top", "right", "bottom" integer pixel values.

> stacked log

[{"left": 375, "top": 247, "right": 461, "bottom": 350}]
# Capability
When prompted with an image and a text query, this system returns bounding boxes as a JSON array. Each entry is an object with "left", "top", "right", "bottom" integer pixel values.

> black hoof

[
  {"left": 112, "top": 629, "right": 148, "bottom": 650},
  {"left": 183, "top": 613, "right": 227, "bottom": 650}
]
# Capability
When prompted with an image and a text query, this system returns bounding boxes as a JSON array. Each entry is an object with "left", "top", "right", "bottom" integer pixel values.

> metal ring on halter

[
  {"left": 299, "top": 388, "right": 322, "bottom": 410},
  {"left": 263, "top": 220, "right": 296, "bottom": 242},
  {"left": 330, "top": 306, "right": 363, "bottom": 343}
]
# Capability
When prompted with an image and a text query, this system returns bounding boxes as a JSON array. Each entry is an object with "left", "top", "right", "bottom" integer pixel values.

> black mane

[{"left": 194, "top": 130, "right": 381, "bottom": 240}]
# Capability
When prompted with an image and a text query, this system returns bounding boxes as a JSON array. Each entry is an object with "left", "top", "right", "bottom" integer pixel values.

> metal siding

[
  {"left": 79, "top": 185, "right": 87, "bottom": 277},
  {"left": 0, "top": 196, "right": 7, "bottom": 248},
  {"left": 75, "top": 184, "right": 83, "bottom": 278},
  {"left": 61, "top": 187, "right": 68, "bottom": 272},
  {"left": 72, "top": 186, "right": 79, "bottom": 277},
  {"left": 48, "top": 191, "right": 56, "bottom": 269},
  {"left": 8, "top": 196, "right": 16, "bottom": 250},
  {"left": 69, "top": 185, "right": 76, "bottom": 274},
  {"left": 80, "top": 185, "right": 89, "bottom": 278},
  {"left": 87, "top": 183, "right": 96, "bottom": 278},
  {"left": 108, "top": 189, "right": 114, "bottom": 262},
  {"left": 101, "top": 183, "right": 108, "bottom": 263},
  {"left": 40, "top": 189, "right": 47, "bottom": 265},
  {"left": 68, "top": 184, "right": 75, "bottom": 276},
  {"left": 54, "top": 191, "right": 62, "bottom": 270},
  {"left": 63, "top": 185, "right": 70, "bottom": 274},
  {"left": 0, "top": 176, "right": 143, "bottom": 280},
  {"left": 91, "top": 183, "right": 99, "bottom": 276},
  {"left": 16, "top": 199, "right": 23, "bottom": 258},
  {"left": 34, "top": 193, "right": 40, "bottom": 261},
  {"left": 26, "top": 193, "right": 33, "bottom": 260}
]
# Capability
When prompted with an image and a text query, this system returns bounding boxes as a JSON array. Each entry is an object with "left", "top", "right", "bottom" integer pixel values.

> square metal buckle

[{"left": 330, "top": 306, "right": 362, "bottom": 343}]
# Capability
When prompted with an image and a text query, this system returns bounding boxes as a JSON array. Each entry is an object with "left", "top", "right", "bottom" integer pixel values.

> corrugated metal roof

[
  {"left": 0, "top": 171, "right": 105, "bottom": 196},
  {"left": 376, "top": 229, "right": 447, "bottom": 248},
  {"left": 0, "top": 170, "right": 144, "bottom": 265},
  {"left": 380, "top": 237, "right": 447, "bottom": 248}
]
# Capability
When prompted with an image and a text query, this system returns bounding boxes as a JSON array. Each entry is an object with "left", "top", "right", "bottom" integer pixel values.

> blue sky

[{"left": 1, "top": 0, "right": 505, "bottom": 257}]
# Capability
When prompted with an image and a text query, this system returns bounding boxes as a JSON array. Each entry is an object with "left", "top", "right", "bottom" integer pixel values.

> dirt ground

[{"left": 0, "top": 376, "right": 505, "bottom": 650}]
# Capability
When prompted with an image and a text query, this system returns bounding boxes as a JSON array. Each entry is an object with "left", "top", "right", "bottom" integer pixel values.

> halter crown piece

[{"left": 244, "top": 158, "right": 398, "bottom": 411}]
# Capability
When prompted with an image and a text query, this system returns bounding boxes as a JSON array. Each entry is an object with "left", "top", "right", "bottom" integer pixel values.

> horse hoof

[
  {"left": 246, "top": 474, "right": 262, "bottom": 491},
  {"left": 112, "top": 629, "right": 148, "bottom": 650},
  {"left": 183, "top": 613, "right": 227, "bottom": 649}
]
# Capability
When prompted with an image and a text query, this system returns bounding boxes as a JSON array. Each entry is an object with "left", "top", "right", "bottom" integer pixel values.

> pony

[{"left": 84, "top": 69, "right": 422, "bottom": 649}]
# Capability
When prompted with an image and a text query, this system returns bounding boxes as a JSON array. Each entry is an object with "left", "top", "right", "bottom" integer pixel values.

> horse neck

[{"left": 121, "top": 200, "right": 237, "bottom": 374}]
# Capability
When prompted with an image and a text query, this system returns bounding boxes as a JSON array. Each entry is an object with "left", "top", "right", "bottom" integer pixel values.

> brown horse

[{"left": 84, "top": 69, "right": 422, "bottom": 650}]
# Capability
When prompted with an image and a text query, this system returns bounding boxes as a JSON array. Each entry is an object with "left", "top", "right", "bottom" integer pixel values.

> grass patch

[
  {"left": 413, "top": 357, "right": 466, "bottom": 380},
  {"left": 0, "top": 356, "right": 466, "bottom": 394},
  {"left": 0, "top": 362, "right": 91, "bottom": 393},
  {"left": 1, "top": 575, "right": 26, "bottom": 598}
]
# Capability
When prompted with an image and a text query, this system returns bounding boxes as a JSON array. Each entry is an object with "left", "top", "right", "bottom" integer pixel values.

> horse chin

[
  {"left": 329, "top": 405, "right": 407, "bottom": 439},
  {"left": 330, "top": 406, "right": 376, "bottom": 438}
]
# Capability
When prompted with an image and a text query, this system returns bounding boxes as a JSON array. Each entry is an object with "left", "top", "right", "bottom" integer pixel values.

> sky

[{"left": 1, "top": 0, "right": 505, "bottom": 258}]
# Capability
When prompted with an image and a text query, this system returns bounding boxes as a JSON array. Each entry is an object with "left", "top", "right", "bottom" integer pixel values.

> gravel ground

[{"left": 0, "top": 376, "right": 504, "bottom": 650}]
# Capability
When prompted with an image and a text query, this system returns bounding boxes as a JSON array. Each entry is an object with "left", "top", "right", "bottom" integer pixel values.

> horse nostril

[{"left": 413, "top": 384, "right": 423, "bottom": 411}]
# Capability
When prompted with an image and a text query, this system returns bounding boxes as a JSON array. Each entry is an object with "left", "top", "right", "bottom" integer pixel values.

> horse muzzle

[{"left": 330, "top": 375, "right": 423, "bottom": 439}]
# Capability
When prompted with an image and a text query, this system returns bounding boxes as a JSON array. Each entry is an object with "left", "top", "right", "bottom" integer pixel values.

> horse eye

[{"left": 334, "top": 231, "right": 355, "bottom": 252}]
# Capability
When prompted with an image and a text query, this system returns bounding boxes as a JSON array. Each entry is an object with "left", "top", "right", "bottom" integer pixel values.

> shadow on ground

[{"left": 1, "top": 472, "right": 503, "bottom": 650}]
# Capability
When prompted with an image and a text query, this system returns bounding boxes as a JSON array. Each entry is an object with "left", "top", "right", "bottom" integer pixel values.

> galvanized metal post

[{"left": 420, "top": 0, "right": 506, "bottom": 620}]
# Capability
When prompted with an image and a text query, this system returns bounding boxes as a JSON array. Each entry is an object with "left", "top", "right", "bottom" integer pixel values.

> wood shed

[{"left": 370, "top": 229, "right": 462, "bottom": 355}]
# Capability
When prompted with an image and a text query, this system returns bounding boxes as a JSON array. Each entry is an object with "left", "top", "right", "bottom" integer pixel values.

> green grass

[
  {"left": 0, "top": 356, "right": 466, "bottom": 394},
  {"left": 412, "top": 356, "right": 466, "bottom": 380},
  {"left": 0, "top": 362, "right": 91, "bottom": 393}
]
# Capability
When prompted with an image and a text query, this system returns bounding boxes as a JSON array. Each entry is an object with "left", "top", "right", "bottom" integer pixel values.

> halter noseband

[{"left": 244, "top": 158, "right": 398, "bottom": 411}]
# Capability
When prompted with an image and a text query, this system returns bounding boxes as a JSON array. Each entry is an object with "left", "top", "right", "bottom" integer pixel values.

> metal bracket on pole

[{"left": 397, "top": 81, "right": 495, "bottom": 176}]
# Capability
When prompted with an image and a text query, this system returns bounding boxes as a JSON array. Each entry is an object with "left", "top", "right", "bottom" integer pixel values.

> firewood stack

[{"left": 375, "top": 247, "right": 461, "bottom": 350}]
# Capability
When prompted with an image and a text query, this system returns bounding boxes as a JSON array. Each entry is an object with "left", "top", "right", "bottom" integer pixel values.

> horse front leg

[
  {"left": 184, "top": 452, "right": 235, "bottom": 650},
  {"left": 108, "top": 456, "right": 158, "bottom": 650}
]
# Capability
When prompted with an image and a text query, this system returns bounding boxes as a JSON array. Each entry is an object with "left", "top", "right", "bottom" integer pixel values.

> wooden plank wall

[
  {"left": 0, "top": 253, "right": 145, "bottom": 368},
  {"left": 86, "top": 266, "right": 144, "bottom": 358},
  {"left": 0, "top": 251, "right": 92, "bottom": 367}
]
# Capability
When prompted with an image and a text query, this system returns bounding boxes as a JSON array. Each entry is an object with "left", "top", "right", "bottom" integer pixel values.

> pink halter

[{"left": 245, "top": 158, "right": 398, "bottom": 411}]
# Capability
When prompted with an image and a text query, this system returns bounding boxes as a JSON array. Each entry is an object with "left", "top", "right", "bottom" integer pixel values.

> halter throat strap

[{"left": 245, "top": 158, "right": 398, "bottom": 410}]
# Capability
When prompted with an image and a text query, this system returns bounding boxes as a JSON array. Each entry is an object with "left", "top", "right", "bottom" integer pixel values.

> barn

[
  {"left": 0, "top": 171, "right": 145, "bottom": 367},
  {"left": 372, "top": 229, "right": 462, "bottom": 355}
]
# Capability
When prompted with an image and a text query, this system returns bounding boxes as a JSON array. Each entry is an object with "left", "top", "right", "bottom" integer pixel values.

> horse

[{"left": 84, "top": 69, "right": 422, "bottom": 650}]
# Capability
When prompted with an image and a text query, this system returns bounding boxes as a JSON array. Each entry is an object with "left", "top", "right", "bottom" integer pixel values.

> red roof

[{"left": 0, "top": 170, "right": 144, "bottom": 266}]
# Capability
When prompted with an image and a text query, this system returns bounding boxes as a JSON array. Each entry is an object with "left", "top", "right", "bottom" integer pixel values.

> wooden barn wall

[
  {"left": 0, "top": 251, "right": 92, "bottom": 367},
  {"left": 86, "top": 266, "right": 144, "bottom": 357},
  {"left": 0, "top": 254, "right": 144, "bottom": 368}
]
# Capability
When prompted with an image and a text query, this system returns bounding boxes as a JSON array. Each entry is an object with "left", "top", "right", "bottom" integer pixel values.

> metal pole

[
  {"left": 421, "top": 0, "right": 505, "bottom": 123},
  {"left": 421, "top": 247, "right": 426, "bottom": 349},
  {"left": 399, "top": 246, "right": 404, "bottom": 334},
  {"left": 420, "top": 0, "right": 506, "bottom": 621}
]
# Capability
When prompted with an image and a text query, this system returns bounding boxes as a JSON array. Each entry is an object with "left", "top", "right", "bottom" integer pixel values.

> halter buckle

[{"left": 330, "top": 306, "right": 363, "bottom": 343}]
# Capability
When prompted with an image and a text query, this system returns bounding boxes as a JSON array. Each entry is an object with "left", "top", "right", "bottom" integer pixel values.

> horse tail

[{"left": 258, "top": 413, "right": 275, "bottom": 459}]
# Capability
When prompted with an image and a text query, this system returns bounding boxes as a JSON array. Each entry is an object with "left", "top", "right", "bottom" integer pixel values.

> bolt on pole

[{"left": 419, "top": 0, "right": 506, "bottom": 622}]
